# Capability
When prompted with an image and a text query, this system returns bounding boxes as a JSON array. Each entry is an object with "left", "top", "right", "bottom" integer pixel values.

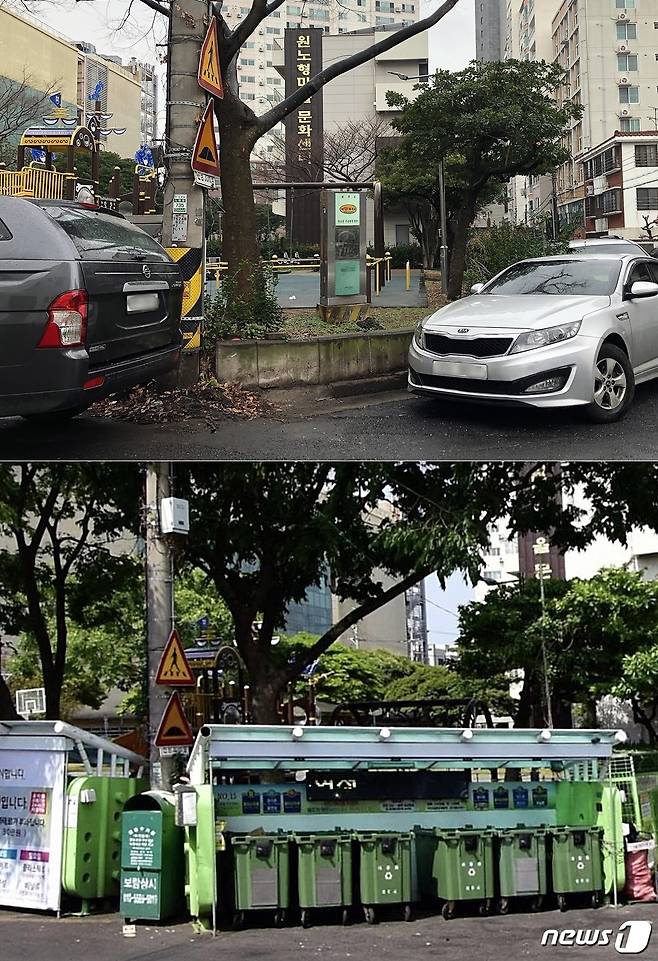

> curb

[{"left": 329, "top": 372, "right": 407, "bottom": 398}]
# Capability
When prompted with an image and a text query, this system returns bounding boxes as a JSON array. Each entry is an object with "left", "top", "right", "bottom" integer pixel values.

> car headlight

[
  {"left": 413, "top": 320, "right": 425, "bottom": 348},
  {"left": 509, "top": 320, "right": 582, "bottom": 354}
]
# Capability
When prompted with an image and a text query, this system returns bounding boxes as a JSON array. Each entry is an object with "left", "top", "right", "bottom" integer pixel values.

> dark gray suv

[{"left": 0, "top": 198, "right": 183, "bottom": 421}]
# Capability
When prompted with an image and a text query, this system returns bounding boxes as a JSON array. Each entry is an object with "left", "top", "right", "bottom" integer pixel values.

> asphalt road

[
  {"left": 3, "top": 378, "right": 658, "bottom": 462},
  {"left": 0, "top": 902, "right": 655, "bottom": 961}
]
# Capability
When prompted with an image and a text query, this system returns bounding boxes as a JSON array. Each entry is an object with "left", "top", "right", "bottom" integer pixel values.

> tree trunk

[
  {"left": 0, "top": 676, "right": 19, "bottom": 721},
  {"left": 447, "top": 198, "right": 476, "bottom": 300},
  {"left": 581, "top": 699, "right": 598, "bottom": 728},
  {"left": 43, "top": 662, "right": 63, "bottom": 720},
  {"left": 216, "top": 98, "right": 261, "bottom": 301},
  {"left": 249, "top": 671, "right": 287, "bottom": 724}
]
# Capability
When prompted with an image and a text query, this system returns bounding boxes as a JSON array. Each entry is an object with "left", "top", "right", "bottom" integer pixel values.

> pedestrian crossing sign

[
  {"left": 155, "top": 628, "right": 195, "bottom": 686},
  {"left": 154, "top": 691, "right": 194, "bottom": 747},
  {"left": 191, "top": 101, "right": 220, "bottom": 177},
  {"left": 198, "top": 17, "right": 224, "bottom": 99}
]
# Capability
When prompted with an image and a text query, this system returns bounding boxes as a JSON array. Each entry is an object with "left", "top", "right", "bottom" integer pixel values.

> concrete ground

[
  {"left": 0, "top": 902, "right": 655, "bottom": 961},
  {"left": 206, "top": 269, "right": 427, "bottom": 309},
  {"left": 4, "top": 377, "right": 658, "bottom": 461}
]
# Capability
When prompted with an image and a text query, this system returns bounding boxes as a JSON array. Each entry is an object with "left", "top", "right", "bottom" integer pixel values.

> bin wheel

[
  {"left": 232, "top": 911, "right": 244, "bottom": 930},
  {"left": 341, "top": 907, "right": 351, "bottom": 926},
  {"left": 498, "top": 898, "right": 509, "bottom": 915},
  {"left": 478, "top": 901, "right": 488, "bottom": 917},
  {"left": 557, "top": 894, "right": 568, "bottom": 913},
  {"left": 403, "top": 903, "right": 413, "bottom": 922},
  {"left": 301, "top": 909, "right": 311, "bottom": 929},
  {"left": 441, "top": 901, "right": 456, "bottom": 920},
  {"left": 364, "top": 906, "right": 377, "bottom": 925},
  {"left": 530, "top": 896, "right": 544, "bottom": 913},
  {"left": 591, "top": 892, "right": 601, "bottom": 909},
  {"left": 274, "top": 909, "right": 286, "bottom": 927}
]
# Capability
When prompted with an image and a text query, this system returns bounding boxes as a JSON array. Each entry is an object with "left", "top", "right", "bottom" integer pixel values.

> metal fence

[{"left": 0, "top": 166, "right": 73, "bottom": 199}]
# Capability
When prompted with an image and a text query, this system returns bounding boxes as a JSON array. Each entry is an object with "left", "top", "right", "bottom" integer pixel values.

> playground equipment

[
  {"left": 177, "top": 724, "right": 628, "bottom": 931},
  {"left": 0, "top": 720, "right": 147, "bottom": 914}
]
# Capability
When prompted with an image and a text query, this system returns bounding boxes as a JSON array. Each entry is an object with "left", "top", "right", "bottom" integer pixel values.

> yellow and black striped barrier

[{"left": 166, "top": 246, "right": 203, "bottom": 350}]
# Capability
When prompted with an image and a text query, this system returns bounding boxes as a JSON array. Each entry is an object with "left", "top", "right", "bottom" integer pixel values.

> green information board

[
  {"left": 121, "top": 812, "right": 161, "bottom": 869},
  {"left": 120, "top": 869, "right": 161, "bottom": 920},
  {"left": 335, "top": 260, "right": 361, "bottom": 296},
  {"left": 335, "top": 192, "right": 360, "bottom": 226}
]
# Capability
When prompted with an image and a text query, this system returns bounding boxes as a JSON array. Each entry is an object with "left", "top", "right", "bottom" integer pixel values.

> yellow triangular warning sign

[
  {"left": 155, "top": 628, "right": 195, "bottom": 686},
  {"left": 191, "top": 101, "right": 220, "bottom": 177},
  {"left": 155, "top": 691, "right": 194, "bottom": 747},
  {"left": 198, "top": 18, "right": 224, "bottom": 99}
]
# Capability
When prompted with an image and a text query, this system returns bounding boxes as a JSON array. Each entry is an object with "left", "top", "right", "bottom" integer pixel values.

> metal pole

[
  {"left": 145, "top": 463, "right": 175, "bottom": 790},
  {"left": 161, "top": 0, "right": 206, "bottom": 386},
  {"left": 438, "top": 158, "right": 448, "bottom": 297}
]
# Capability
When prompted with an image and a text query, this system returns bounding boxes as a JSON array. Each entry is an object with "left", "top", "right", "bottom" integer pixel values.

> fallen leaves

[{"left": 90, "top": 377, "right": 279, "bottom": 432}]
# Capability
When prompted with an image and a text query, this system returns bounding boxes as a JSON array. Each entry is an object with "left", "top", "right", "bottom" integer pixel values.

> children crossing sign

[
  {"left": 191, "top": 101, "right": 220, "bottom": 178},
  {"left": 155, "top": 629, "right": 195, "bottom": 686},
  {"left": 154, "top": 691, "right": 194, "bottom": 747},
  {"left": 198, "top": 18, "right": 224, "bottom": 99}
]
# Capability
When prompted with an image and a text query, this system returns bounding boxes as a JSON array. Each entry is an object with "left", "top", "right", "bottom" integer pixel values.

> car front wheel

[{"left": 585, "top": 345, "right": 634, "bottom": 423}]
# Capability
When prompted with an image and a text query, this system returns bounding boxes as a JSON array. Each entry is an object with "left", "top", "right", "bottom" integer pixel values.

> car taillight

[{"left": 38, "top": 290, "right": 88, "bottom": 348}]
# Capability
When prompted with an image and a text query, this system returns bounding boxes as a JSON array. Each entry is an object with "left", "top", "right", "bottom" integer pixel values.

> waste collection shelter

[
  {"left": 179, "top": 724, "right": 631, "bottom": 930},
  {"left": 0, "top": 720, "right": 147, "bottom": 913}
]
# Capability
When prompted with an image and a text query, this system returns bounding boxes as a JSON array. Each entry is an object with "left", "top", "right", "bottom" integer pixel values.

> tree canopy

[{"left": 382, "top": 59, "right": 583, "bottom": 297}]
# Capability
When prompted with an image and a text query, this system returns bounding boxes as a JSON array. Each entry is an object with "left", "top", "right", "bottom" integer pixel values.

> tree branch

[
  {"left": 285, "top": 566, "right": 433, "bottom": 679},
  {"left": 135, "top": 0, "right": 169, "bottom": 17},
  {"left": 224, "top": 0, "right": 268, "bottom": 64},
  {"left": 255, "top": 0, "right": 461, "bottom": 136}
]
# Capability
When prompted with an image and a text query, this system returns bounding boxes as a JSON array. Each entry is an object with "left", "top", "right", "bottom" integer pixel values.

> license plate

[
  {"left": 432, "top": 360, "right": 488, "bottom": 380},
  {"left": 126, "top": 292, "right": 159, "bottom": 313}
]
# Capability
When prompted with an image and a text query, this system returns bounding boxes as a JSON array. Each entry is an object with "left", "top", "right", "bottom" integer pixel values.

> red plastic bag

[{"left": 624, "top": 849, "right": 657, "bottom": 902}]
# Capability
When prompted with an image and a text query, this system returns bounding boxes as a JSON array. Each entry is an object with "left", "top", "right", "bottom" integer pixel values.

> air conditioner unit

[
  {"left": 258, "top": 79, "right": 264, "bottom": 85},
  {"left": 586, "top": 185, "right": 594, "bottom": 196},
  {"left": 617, "top": 42, "right": 630, "bottom": 53},
  {"left": 619, "top": 76, "right": 630, "bottom": 85},
  {"left": 226, "top": 8, "right": 231, "bottom": 14},
  {"left": 617, "top": 11, "right": 629, "bottom": 20},
  {"left": 258, "top": 45, "right": 264, "bottom": 51},
  {"left": 259, "top": 62, "right": 264, "bottom": 68},
  {"left": 620, "top": 108, "right": 631, "bottom": 116}
]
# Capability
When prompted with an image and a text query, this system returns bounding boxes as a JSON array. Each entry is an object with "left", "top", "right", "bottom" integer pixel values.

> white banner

[{"left": 0, "top": 749, "right": 66, "bottom": 911}]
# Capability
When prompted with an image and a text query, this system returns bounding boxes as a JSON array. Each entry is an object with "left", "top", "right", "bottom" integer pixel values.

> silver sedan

[{"left": 408, "top": 254, "right": 658, "bottom": 422}]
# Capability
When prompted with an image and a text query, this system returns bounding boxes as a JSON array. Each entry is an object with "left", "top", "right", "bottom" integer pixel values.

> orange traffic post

[{"left": 405, "top": 260, "right": 411, "bottom": 290}]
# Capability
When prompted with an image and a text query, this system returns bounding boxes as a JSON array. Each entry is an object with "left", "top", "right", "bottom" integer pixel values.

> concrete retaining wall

[{"left": 216, "top": 328, "right": 414, "bottom": 389}]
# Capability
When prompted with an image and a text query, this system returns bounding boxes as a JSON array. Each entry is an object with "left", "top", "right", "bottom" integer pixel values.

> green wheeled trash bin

[
  {"left": 550, "top": 827, "right": 604, "bottom": 911},
  {"left": 497, "top": 828, "right": 548, "bottom": 914},
  {"left": 231, "top": 833, "right": 291, "bottom": 928},
  {"left": 355, "top": 831, "right": 413, "bottom": 924},
  {"left": 119, "top": 791, "right": 185, "bottom": 922},
  {"left": 296, "top": 832, "right": 353, "bottom": 928},
  {"left": 426, "top": 828, "right": 496, "bottom": 919}
]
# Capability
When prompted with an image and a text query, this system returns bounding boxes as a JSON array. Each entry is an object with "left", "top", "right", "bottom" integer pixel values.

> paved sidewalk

[
  {"left": 1, "top": 902, "right": 655, "bottom": 961},
  {"left": 206, "top": 269, "right": 427, "bottom": 309}
]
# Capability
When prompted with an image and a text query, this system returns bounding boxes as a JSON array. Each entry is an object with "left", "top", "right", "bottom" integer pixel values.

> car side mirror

[
  {"left": 470, "top": 283, "right": 485, "bottom": 294},
  {"left": 629, "top": 281, "right": 658, "bottom": 298}
]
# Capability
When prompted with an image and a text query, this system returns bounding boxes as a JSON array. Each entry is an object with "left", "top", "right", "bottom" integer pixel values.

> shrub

[
  {"left": 464, "top": 222, "right": 570, "bottom": 289},
  {"left": 204, "top": 262, "right": 283, "bottom": 340}
]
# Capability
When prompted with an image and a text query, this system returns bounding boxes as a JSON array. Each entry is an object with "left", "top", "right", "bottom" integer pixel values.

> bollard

[
  {"left": 385, "top": 252, "right": 392, "bottom": 282},
  {"left": 405, "top": 260, "right": 411, "bottom": 290},
  {"left": 375, "top": 260, "right": 381, "bottom": 296}
]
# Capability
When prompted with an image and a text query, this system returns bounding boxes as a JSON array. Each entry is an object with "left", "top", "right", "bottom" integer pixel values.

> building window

[
  {"left": 617, "top": 53, "right": 638, "bottom": 71},
  {"left": 620, "top": 117, "right": 641, "bottom": 131},
  {"left": 602, "top": 190, "right": 621, "bottom": 213},
  {"left": 619, "top": 85, "right": 639, "bottom": 103},
  {"left": 637, "top": 187, "right": 658, "bottom": 209},
  {"left": 635, "top": 144, "right": 658, "bottom": 166},
  {"left": 616, "top": 0, "right": 635, "bottom": 6},
  {"left": 616, "top": 22, "right": 637, "bottom": 39},
  {"left": 395, "top": 224, "right": 410, "bottom": 245}
]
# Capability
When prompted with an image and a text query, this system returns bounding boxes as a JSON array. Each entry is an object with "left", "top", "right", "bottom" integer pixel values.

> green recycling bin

[
  {"left": 550, "top": 826, "right": 604, "bottom": 911},
  {"left": 418, "top": 828, "right": 495, "bottom": 919},
  {"left": 296, "top": 832, "right": 353, "bottom": 927},
  {"left": 120, "top": 792, "right": 185, "bottom": 922},
  {"left": 231, "top": 833, "right": 291, "bottom": 928},
  {"left": 497, "top": 828, "right": 548, "bottom": 913},
  {"left": 355, "top": 831, "right": 413, "bottom": 924}
]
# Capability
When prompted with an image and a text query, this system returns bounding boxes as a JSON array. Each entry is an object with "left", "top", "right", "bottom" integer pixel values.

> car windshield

[
  {"left": 484, "top": 259, "right": 621, "bottom": 296},
  {"left": 572, "top": 243, "right": 644, "bottom": 256},
  {"left": 40, "top": 205, "right": 171, "bottom": 262}
]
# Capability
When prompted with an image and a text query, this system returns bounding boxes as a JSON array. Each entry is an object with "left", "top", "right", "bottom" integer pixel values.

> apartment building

[
  {"left": 476, "top": 0, "right": 506, "bottom": 59},
  {"left": 552, "top": 0, "right": 658, "bottom": 226},
  {"left": 129, "top": 60, "right": 158, "bottom": 145},
  {"left": 580, "top": 130, "right": 658, "bottom": 236},
  {"left": 230, "top": 0, "right": 419, "bottom": 156}
]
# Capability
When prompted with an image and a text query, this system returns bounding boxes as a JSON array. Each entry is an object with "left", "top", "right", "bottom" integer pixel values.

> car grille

[{"left": 424, "top": 333, "right": 513, "bottom": 358}]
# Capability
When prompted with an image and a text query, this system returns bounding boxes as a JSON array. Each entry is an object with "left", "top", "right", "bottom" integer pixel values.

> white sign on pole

[
  {"left": 0, "top": 749, "right": 66, "bottom": 911},
  {"left": 171, "top": 213, "right": 188, "bottom": 243},
  {"left": 193, "top": 171, "right": 221, "bottom": 190},
  {"left": 173, "top": 193, "right": 188, "bottom": 214}
]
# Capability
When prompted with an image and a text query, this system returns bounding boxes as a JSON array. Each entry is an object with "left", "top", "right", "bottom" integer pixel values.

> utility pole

[
  {"left": 162, "top": 0, "right": 207, "bottom": 386},
  {"left": 145, "top": 463, "right": 175, "bottom": 789},
  {"left": 551, "top": 170, "right": 560, "bottom": 241},
  {"left": 438, "top": 158, "right": 448, "bottom": 297}
]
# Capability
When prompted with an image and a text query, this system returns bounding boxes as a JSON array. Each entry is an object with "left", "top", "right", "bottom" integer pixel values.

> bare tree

[
  {"left": 0, "top": 72, "right": 59, "bottom": 166},
  {"left": 257, "top": 115, "right": 395, "bottom": 184}
]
